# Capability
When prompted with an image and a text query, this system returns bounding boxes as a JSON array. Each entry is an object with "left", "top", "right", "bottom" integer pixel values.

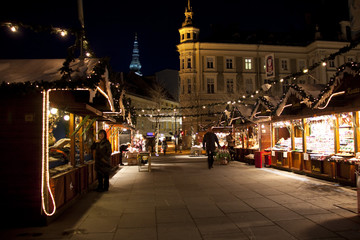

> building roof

[{"left": 0, "top": 58, "right": 99, "bottom": 83}]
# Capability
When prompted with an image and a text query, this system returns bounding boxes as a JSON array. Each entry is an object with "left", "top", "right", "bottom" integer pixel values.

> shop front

[
  {"left": 0, "top": 59, "right": 117, "bottom": 227},
  {"left": 233, "top": 124, "right": 260, "bottom": 164}
]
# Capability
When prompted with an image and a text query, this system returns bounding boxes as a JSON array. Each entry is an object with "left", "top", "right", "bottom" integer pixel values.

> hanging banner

[
  {"left": 349, "top": 0, "right": 360, "bottom": 41},
  {"left": 265, "top": 54, "right": 275, "bottom": 79}
]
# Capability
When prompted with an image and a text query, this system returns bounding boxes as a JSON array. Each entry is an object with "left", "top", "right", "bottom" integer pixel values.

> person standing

[
  {"left": 91, "top": 129, "right": 112, "bottom": 192},
  {"left": 226, "top": 131, "right": 235, "bottom": 161},
  {"left": 202, "top": 127, "right": 220, "bottom": 169},
  {"left": 162, "top": 140, "right": 168, "bottom": 155}
]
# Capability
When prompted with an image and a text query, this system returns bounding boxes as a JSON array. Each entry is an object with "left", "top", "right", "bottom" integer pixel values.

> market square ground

[{"left": 1, "top": 153, "right": 360, "bottom": 240}]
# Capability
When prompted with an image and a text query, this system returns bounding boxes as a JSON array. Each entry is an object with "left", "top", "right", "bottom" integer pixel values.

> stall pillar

[{"left": 357, "top": 171, "right": 360, "bottom": 215}]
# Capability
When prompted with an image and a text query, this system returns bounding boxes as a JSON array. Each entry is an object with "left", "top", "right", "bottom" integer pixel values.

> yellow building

[{"left": 177, "top": 1, "right": 360, "bottom": 139}]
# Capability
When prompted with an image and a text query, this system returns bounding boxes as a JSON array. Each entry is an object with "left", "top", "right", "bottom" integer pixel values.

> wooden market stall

[
  {"left": 0, "top": 59, "right": 116, "bottom": 227},
  {"left": 268, "top": 65, "right": 360, "bottom": 186}
]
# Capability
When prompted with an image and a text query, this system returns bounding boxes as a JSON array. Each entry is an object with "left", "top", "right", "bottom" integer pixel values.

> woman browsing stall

[{"left": 91, "top": 130, "right": 112, "bottom": 192}]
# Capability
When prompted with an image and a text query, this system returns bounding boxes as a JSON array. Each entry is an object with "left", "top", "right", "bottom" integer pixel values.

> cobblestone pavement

[{"left": 2, "top": 154, "right": 360, "bottom": 240}]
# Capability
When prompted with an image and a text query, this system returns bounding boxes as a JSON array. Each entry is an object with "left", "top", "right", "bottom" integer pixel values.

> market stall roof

[
  {"left": 0, "top": 58, "right": 115, "bottom": 117},
  {"left": 313, "top": 62, "right": 360, "bottom": 110},
  {"left": 274, "top": 83, "right": 324, "bottom": 116},
  {"left": 0, "top": 59, "right": 98, "bottom": 83},
  {"left": 250, "top": 95, "right": 279, "bottom": 120}
]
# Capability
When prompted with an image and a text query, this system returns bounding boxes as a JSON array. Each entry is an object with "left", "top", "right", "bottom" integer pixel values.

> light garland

[{"left": 41, "top": 90, "right": 56, "bottom": 216}]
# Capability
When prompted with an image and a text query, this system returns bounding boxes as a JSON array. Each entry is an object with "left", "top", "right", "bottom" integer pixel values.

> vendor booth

[
  {"left": 268, "top": 66, "right": 360, "bottom": 186},
  {"left": 0, "top": 59, "right": 117, "bottom": 227}
]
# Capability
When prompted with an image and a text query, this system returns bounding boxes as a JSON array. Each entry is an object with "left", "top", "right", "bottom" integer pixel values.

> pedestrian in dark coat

[
  {"left": 162, "top": 140, "right": 168, "bottom": 155},
  {"left": 91, "top": 129, "right": 112, "bottom": 192},
  {"left": 202, "top": 127, "right": 220, "bottom": 169}
]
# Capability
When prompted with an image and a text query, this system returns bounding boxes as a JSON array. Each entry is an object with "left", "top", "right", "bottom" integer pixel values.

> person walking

[
  {"left": 202, "top": 127, "right": 220, "bottom": 169},
  {"left": 91, "top": 129, "right": 112, "bottom": 192},
  {"left": 162, "top": 140, "right": 168, "bottom": 155}
]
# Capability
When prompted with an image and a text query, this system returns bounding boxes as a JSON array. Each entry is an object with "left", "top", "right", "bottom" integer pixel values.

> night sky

[{"left": 0, "top": 0, "right": 349, "bottom": 76}]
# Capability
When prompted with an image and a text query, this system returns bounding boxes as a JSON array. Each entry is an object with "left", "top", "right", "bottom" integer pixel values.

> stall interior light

[{"left": 64, "top": 115, "right": 70, "bottom": 121}]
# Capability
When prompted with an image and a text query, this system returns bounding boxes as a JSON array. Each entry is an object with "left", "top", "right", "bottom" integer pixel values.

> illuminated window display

[
  {"left": 48, "top": 108, "right": 96, "bottom": 174},
  {"left": 292, "top": 119, "right": 303, "bottom": 152},
  {"left": 247, "top": 125, "right": 259, "bottom": 149},
  {"left": 48, "top": 108, "right": 71, "bottom": 170},
  {"left": 338, "top": 112, "right": 354, "bottom": 155},
  {"left": 305, "top": 115, "right": 335, "bottom": 154},
  {"left": 272, "top": 121, "right": 291, "bottom": 151},
  {"left": 234, "top": 130, "right": 243, "bottom": 147}
]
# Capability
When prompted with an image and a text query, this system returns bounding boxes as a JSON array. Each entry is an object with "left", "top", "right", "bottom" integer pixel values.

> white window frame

[
  {"left": 226, "top": 78, "right": 234, "bottom": 93},
  {"left": 206, "top": 56, "right": 215, "bottom": 69},
  {"left": 187, "top": 57, "right": 192, "bottom": 69},
  {"left": 207, "top": 78, "right": 215, "bottom": 94},
  {"left": 245, "top": 77, "right": 254, "bottom": 93},
  {"left": 244, "top": 58, "right": 252, "bottom": 70},
  {"left": 328, "top": 59, "right": 336, "bottom": 68},
  {"left": 225, "top": 57, "right": 234, "bottom": 70},
  {"left": 280, "top": 59, "right": 289, "bottom": 71}
]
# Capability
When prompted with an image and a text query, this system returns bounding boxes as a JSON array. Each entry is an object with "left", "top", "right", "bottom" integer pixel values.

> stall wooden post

[
  {"left": 79, "top": 116, "right": 84, "bottom": 165},
  {"left": 290, "top": 123, "right": 295, "bottom": 169},
  {"left": 70, "top": 113, "right": 75, "bottom": 166}
]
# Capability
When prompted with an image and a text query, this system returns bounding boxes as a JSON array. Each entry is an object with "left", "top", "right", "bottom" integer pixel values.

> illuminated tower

[
  {"left": 178, "top": 0, "right": 199, "bottom": 43},
  {"left": 129, "top": 33, "right": 142, "bottom": 76}
]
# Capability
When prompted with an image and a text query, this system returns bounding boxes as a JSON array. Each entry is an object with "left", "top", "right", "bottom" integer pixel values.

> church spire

[
  {"left": 182, "top": 0, "right": 194, "bottom": 27},
  {"left": 129, "top": 33, "right": 142, "bottom": 76}
]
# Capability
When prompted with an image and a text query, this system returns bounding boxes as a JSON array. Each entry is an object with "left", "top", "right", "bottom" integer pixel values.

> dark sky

[{"left": 0, "top": 0, "right": 349, "bottom": 76}]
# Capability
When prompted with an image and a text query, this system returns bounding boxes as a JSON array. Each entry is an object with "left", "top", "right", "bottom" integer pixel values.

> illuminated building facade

[{"left": 177, "top": 0, "right": 360, "bottom": 142}]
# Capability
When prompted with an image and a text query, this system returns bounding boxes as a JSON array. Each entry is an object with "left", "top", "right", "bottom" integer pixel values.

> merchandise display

[
  {"left": 272, "top": 121, "right": 291, "bottom": 151},
  {"left": 305, "top": 116, "right": 335, "bottom": 154},
  {"left": 338, "top": 113, "right": 354, "bottom": 155}
]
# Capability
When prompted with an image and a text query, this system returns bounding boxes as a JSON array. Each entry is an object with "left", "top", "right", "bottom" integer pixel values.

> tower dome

[{"left": 179, "top": 0, "right": 199, "bottom": 43}]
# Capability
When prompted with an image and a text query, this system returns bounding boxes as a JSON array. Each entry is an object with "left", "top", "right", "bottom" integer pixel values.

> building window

[
  {"left": 187, "top": 58, "right": 191, "bottom": 68},
  {"left": 245, "top": 78, "right": 253, "bottom": 93},
  {"left": 298, "top": 60, "right": 306, "bottom": 71},
  {"left": 226, "top": 58, "right": 233, "bottom": 69},
  {"left": 245, "top": 58, "right": 252, "bottom": 70},
  {"left": 226, "top": 79, "right": 234, "bottom": 93},
  {"left": 193, "top": 33, "right": 197, "bottom": 39},
  {"left": 347, "top": 57, "right": 354, "bottom": 62},
  {"left": 187, "top": 79, "right": 191, "bottom": 94},
  {"left": 182, "top": 34, "right": 184, "bottom": 40},
  {"left": 206, "top": 57, "right": 214, "bottom": 69},
  {"left": 328, "top": 60, "right": 335, "bottom": 68},
  {"left": 207, "top": 78, "right": 215, "bottom": 94},
  {"left": 187, "top": 32, "right": 191, "bottom": 39},
  {"left": 281, "top": 60, "right": 288, "bottom": 70},
  {"left": 181, "top": 59, "right": 185, "bottom": 69}
]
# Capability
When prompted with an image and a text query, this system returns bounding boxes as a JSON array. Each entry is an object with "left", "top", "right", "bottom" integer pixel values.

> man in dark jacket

[{"left": 202, "top": 127, "right": 220, "bottom": 169}]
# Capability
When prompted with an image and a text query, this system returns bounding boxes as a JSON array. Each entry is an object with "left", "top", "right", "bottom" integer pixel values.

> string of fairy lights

[
  {"left": 135, "top": 39, "right": 360, "bottom": 119},
  {"left": 1, "top": 21, "right": 360, "bottom": 121}
]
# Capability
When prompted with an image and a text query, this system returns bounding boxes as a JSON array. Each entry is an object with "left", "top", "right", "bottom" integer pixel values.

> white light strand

[{"left": 41, "top": 90, "right": 56, "bottom": 216}]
